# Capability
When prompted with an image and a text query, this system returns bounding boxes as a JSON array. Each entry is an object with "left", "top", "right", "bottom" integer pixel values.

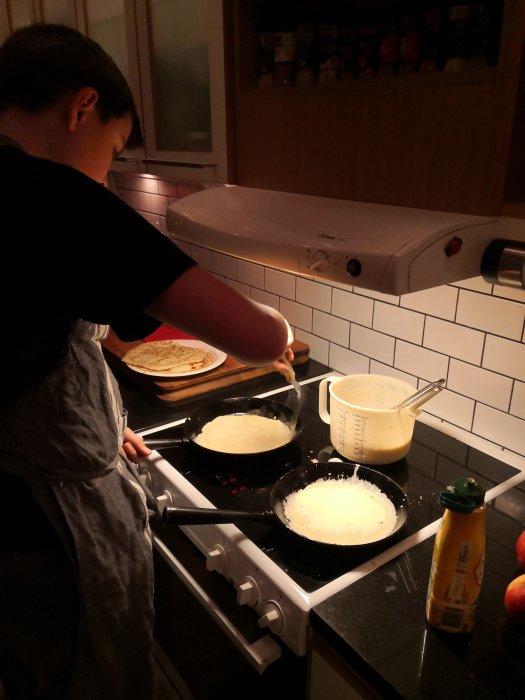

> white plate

[{"left": 124, "top": 339, "right": 227, "bottom": 378}]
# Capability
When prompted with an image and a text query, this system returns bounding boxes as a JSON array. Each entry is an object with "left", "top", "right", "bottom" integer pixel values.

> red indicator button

[{"left": 445, "top": 237, "right": 463, "bottom": 257}]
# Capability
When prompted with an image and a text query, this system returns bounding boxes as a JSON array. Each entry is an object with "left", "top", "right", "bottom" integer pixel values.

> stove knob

[
  {"left": 237, "top": 576, "right": 260, "bottom": 607},
  {"left": 258, "top": 601, "right": 284, "bottom": 633},
  {"left": 206, "top": 544, "right": 228, "bottom": 574}
]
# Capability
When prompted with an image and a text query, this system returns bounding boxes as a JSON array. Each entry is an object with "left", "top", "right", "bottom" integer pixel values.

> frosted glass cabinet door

[
  {"left": 41, "top": 0, "right": 77, "bottom": 26},
  {"left": 137, "top": 0, "right": 228, "bottom": 182},
  {"left": 149, "top": 0, "right": 211, "bottom": 152},
  {"left": 5, "top": 0, "right": 35, "bottom": 29},
  {"left": 84, "top": 0, "right": 132, "bottom": 88}
]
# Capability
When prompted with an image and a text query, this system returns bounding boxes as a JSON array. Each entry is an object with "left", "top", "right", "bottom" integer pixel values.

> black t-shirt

[
  {"left": 0, "top": 144, "right": 196, "bottom": 549},
  {"left": 1, "top": 144, "right": 195, "bottom": 405}
]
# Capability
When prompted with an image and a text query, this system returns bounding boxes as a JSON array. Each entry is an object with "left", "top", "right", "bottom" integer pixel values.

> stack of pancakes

[{"left": 122, "top": 340, "right": 214, "bottom": 374}]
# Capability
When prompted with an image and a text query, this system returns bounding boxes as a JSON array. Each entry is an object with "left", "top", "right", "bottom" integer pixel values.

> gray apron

[{"left": 0, "top": 320, "right": 155, "bottom": 699}]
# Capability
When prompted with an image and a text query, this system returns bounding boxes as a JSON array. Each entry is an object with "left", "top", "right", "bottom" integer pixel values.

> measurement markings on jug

[{"left": 353, "top": 414, "right": 368, "bottom": 458}]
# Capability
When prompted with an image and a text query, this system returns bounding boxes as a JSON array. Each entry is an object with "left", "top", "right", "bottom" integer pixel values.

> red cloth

[{"left": 144, "top": 325, "right": 194, "bottom": 342}]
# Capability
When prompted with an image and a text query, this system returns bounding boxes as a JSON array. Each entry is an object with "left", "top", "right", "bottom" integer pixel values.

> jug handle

[{"left": 318, "top": 375, "right": 340, "bottom": 424}]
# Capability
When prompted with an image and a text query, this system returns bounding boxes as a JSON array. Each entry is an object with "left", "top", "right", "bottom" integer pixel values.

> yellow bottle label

[{"left": 426, "top": 506, "right": 485, "bottom": 633}]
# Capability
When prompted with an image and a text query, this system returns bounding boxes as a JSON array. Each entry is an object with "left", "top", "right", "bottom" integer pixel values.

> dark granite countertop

[
  {"left": 114, "top": 358, "right": 525, "bottom": 699},
  {"left": 311, "top": 488, "right": 525, "bottom": 699}
]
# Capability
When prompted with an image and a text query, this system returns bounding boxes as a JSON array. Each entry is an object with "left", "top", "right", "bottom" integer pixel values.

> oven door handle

[{"left": 152, "top": 535, "right": 282, "bottom": 673}]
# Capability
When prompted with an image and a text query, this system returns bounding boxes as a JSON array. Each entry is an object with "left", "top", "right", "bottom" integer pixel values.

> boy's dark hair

[{"left": 0, "top": 23, "right": 143, "bottom": 148}]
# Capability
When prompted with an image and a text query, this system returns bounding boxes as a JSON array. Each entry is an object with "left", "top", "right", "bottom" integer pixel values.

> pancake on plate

[{"left": 122, "top": 340, "right": 214, "bottom": 374}]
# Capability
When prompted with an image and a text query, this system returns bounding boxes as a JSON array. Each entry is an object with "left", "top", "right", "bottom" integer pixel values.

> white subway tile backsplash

[
  {"left": 226, "top": 279, "right": 250, "bottom": 296},
  {"left": 354, "top": 288, "right": 399, "bottom": 304},
  {"left": 313, "top": 310, "right": 349, "bottom": 345},
  {"left": 401, "top": 284, "right": 458, "bottom": 321},
  {"left": 120, "top": 189, "right": 152, "bottom": 211},
  {"left": 457, "top": 289, "right": 524, "bottom": 339},
  {"left": 141, "top": 212, "right": 160, "bottom": 229},
  {"left": 332, "top": 287, "right": 373, "bottom": 326},
  {"left": 423, "top": 389, "right": 475, "bottom": 431},
  {"left": 473, "top": 404, "right": 524, "bottom": 454},
  {"left": 150, "top": 193, "right": 169, "bottom": 216},
  {"left": 237, "top": 260, "right": 264, "bottom": 290},
  {"left": 189, "top": 246, "right": 213, "bottom": 271},
  {"left": 494, "top": 285, "right": 525, "bottom": 302},
  {"left": 483, "top": 335, "right": 525, "bottom": 382},
  {"left": 265, "top": 268, "right": 296, "bottom": 299},
  {"left": 157, "top": 180, "right": 178, "bottom": 197},
  {"left": 250, "top": 288, "right": 280, "bottom": 309},
  {"left": 350, "top": 324, "right": 395, "bottom": 365},
  {"left": 212, "top": 252, "right": 236, "bottom": 279},
  {"left": 394, "top": 340, "right": 449, "bottom": 381},
  {"left": 329, "top": 344, "right": 370, "bottom": 375},
  {"left": 280, "top": 299, "right": 313, "bottom": 332},
  {"left": 452, "top": 276, "right": 492, "bottom": 293},
  {"left": 120, "top": 172, "right": 525, "bottom": 456},
  {"left": 448, "top": 359, "right": 512, "bottom": 411},
  {"left": 296, "top": 278, "right": 332, "bottom": 312},
  {"left": 423, "top": 317, "right": 484, "bottom": 364},
  {"left": 373, "top": 302, "right": 424, "bottom": 344},
  {"left": 510, "top": 381, "right": 525, "bottom": 420},
  {"left": 370, "top": 361, "right": 418, "bottom": 388},
  {"left": 295, "top": 329, "right": 329, "bottom": 365}
]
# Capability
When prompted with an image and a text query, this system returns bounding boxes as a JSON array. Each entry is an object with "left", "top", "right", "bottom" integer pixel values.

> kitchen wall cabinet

[
  {"left": 230, "top": 0, "right": 525, "bottom": 216},
  {"left": 0, "top": 0, "right": 230, "bottom": 183}
]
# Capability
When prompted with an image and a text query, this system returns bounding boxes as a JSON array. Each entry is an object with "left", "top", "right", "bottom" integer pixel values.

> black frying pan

[
  {"left": 145, "top": 397, "right": 303, "bottom": 457},
  {"left": 161, "top": 462, "right": 409, "bottom": 551}
]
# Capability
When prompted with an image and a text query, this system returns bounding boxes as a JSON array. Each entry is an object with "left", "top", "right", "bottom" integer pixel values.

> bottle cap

[{"left": 438, "top": 477, "right": 486, "bottom": 513}]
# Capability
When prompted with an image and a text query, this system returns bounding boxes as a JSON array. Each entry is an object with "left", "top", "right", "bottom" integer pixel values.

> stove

[{"left": 139, "top": 374, "right": 524, "bottom": 672}]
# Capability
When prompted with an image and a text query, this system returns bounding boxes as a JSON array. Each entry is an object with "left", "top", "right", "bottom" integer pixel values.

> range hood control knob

[
  {"left": 258, "top": 601, "right": 284, "bottom": 633},
  {"left": 346, "top": 258, "right": 362, "bottom": 278},
  {"left": 310, "top": 250, "right": 328, "bottom": 272},
  {"left": 237, "top": 576, "right": 260, "bottom": 607},
  {"left": 206, "top": 544, "right": 228, "bottom": 574}
]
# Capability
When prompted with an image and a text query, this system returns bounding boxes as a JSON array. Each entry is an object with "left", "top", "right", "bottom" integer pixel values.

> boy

[{"left": 0, "top": 24, "right": 292, "bottom": 699}]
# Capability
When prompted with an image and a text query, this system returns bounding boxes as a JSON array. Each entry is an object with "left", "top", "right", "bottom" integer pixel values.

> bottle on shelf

[
  {"left": 470, "top": 0, "right": 503, "bottom": 67},
  {"left": 398, "top": 10, "right": 421, "bottom": 74},
  {"left": 317, "top": 20, "right": 340, "bottom": 83},
  {"left": 444, "top": 3, "right": 473, "bottom": 72},
  {"left": 377, "top": 11, "right": 400, "bottom": 76},
  {"left": 426, "top": 476, "right": 486, "bottom": 634},
  {"left": 357, "top": 10, "right": 378, "bottom": 79},
  {"left": 339, "top": 15, "right": 358, "bottom": 81},
  {"left": 295, "top": 22, "right": 317, "bottom": 84},
  {"left": 273, "top": 31, "right": 297, "bottom": 86},
  {"left": 420, "top": 5, "right": 446, "bottom": 72},
  {"left": 257, "top": 31, "right": 276, "bottom": 88}
]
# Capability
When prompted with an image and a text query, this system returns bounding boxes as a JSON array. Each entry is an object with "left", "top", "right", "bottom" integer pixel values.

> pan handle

[
  {"left": 144, "top": 437, "right": 191, "bottom": 449},
  {"left": 162, "top": 506, "right": 274, "bottom": 526}
]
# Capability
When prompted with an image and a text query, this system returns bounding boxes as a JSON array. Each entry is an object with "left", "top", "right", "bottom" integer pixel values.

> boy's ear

[{"left": 66, "top": 87, "right": 99, "bottom": 132}]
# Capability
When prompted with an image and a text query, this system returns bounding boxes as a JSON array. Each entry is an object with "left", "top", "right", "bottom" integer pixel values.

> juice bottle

[{"left": 426, "top": 477, "right": 486, "bottom": 633}]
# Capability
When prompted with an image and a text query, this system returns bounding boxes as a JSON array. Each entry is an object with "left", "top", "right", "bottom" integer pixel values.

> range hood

[{"left": 166, "top": 185, "right": 525, "bottom": 295}]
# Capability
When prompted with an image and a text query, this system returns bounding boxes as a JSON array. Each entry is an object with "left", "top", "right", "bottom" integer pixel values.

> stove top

[{"left": 145, "top": 377, "right": 521, "bottom": 593}]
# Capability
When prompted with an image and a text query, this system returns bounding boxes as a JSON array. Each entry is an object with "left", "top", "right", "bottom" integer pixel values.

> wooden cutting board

[{"left": 102, "top": 330, "right": 309, "bottom": 402}]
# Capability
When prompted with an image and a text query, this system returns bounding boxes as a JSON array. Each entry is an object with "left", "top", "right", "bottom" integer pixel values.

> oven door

[
  {"left": 151, "top": 523, "right": 307, "bottom": 700},
  {"left": 152, "top": 523, "right": 281, "bottom": 673}
]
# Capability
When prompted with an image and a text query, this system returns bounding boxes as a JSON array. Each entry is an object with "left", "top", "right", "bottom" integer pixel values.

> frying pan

[
  {"left": 161, "top": 462, "right": 409, "bottom": 551},
  {"left": 144, "top": 397, "right": 303, "bottom": 457}
]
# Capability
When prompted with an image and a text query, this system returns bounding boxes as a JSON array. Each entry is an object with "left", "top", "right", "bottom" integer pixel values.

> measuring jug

[{"left": 319, "top": 374, "right": 420, "bottom": 465}]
